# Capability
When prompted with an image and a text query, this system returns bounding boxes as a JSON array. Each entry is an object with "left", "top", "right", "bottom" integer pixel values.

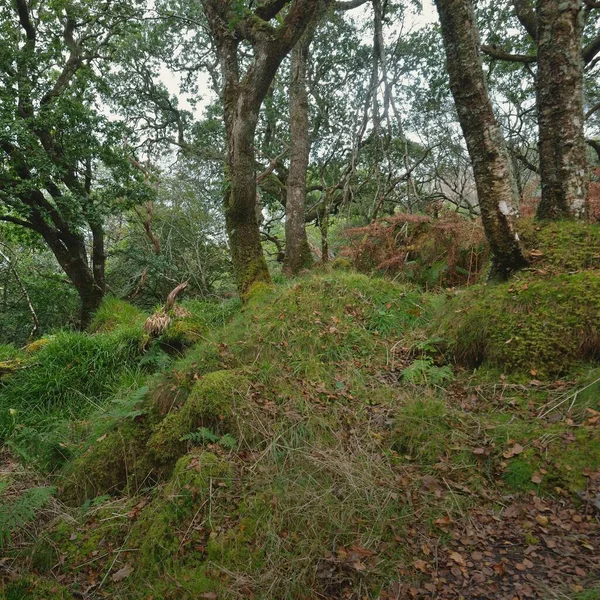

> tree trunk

[
  {"left": 201, "top": 0, "right": 330, "bottom": 297},
  {"left": 536, "top": 0, "right": 589, "bottom": 220},
  {"left": 434, "top": 0, "right": 528, "bottom": 278},
  {"left": 38, "top": 224, "right": 104, "bottom": 330},
  {"left": 284, "top": 35, "right": 314, "bottom": 276},
  {"left": 224, "top": 90, "right": 271, "bottom": 296}
]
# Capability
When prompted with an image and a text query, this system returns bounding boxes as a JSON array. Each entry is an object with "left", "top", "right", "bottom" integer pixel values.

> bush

[{"left": 340, "top": 212, "right": 488, "bottom": 288}]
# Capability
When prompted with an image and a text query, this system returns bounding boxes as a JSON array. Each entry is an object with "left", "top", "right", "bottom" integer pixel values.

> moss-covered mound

[
  {"left": 519, "top": 219, "right": 600, "bottom": 273},
  {"left": 437, "top": 271, "right": 600, "bottom": 376},
  {"left": 3, "top": 271, "right": 600, "bottom": 599}
]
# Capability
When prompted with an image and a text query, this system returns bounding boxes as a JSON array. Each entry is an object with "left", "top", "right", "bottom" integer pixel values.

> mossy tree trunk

[
  {"left": 536, "top": 0, "right": 589, "bottom": 220},
  {"left": 284, "top": 32, "right": 315, "bottom": 276},
  {"left": 434, "top": 0, "right": 528, "bottom": 278},
  {"left": 202, "top": 0, "right": 331, "bottom": 296}
]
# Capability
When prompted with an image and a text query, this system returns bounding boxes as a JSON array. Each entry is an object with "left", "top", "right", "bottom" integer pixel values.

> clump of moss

[
  {"left": 519, "top": 219, "right": 600, "bottom": 273},
  {"left": 147, "top": 370, "right": 251, "bottom": 463},
  {"left": 0, "top": 344, "right": 26, "bottom": 381},
  {"left": 90, "top": 297, "right": 147, "bottom": 333},
  {"left": 129, "top": 451, "right": 232, "bottom": 579},
  {"left": 391, "top": 396, "right": 454, "bottom": 463},
  {"left": 437, "top": 272, "right": 600, "bottom": 376},
  {"left": 60, "top": 418, "right": 155, "bottom": 504},
  {"left": 23, "top": 337, "right": 53, "bottom": 355}
]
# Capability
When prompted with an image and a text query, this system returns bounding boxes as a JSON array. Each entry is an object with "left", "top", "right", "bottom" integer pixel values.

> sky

[{"left": 158, "top": 0, "right": 439, "bottom": 119}]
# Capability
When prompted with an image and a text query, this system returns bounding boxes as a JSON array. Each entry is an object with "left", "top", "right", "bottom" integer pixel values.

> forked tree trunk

[
  {"left": 284, "top": 35, "right": 314, "bottom": 276},
  {"left": 536, "top": 0, "right": 589, "bottom": 219},
  {"left": 201, "top": 0, "right": 330, "bottom": 297},
  {"left": 434, "top": 0, "right": 528, "bottom": 278}
]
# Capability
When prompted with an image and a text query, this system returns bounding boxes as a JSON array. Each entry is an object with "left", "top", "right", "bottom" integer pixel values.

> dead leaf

[
  {"left": 449, "top": 551, "right": 466, "bottom": 567},
  {"left": 414, "top": 559, "right": 428, "bottom": 573},
  {"left": 531, "top": 473, "right": 543, "bottom": 484},
  {"left": 503, "top": 443, "right": 524, "bottom": 459},
  {"left": 111, "top": 564, "right": 134, "bottom": 583}
]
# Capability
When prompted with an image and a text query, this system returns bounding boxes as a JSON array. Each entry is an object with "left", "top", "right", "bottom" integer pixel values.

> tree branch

[
  {"left": 511, "top": 0, "right": 537, "bottom": 40},
  {"left": 481, "top": 44, "right": 537, "bottom": 64}
]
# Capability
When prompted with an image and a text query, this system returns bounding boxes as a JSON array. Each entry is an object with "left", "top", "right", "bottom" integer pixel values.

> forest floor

[{"left": 1, "top": 252, "right": 600, "bottom": 599}]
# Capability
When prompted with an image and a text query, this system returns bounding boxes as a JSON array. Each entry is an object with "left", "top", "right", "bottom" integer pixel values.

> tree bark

[
  {"left": 434, "top": 0, "right": 528, "bottom": 278},
  {"left": 284, "top": 33, "right": 314, "bottom": 276},
  {"left": 202, "top": 0, "right": 330, "bottom": 297},
  {"left": 536, "top": 0, "right": 589, "bottom": 219}
]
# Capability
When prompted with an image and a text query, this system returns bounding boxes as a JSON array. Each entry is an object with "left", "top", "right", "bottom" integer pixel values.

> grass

[{"left": 1, "top": 269, "right": 600, "bottom": 598}]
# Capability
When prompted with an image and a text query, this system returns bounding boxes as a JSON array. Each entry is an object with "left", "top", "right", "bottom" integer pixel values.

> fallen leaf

[
  {"left": 531, "top": 473, "right": 543, "bottom": 484},
  {"left": 503, "top": 443, "right": 524, "bottom": 459},
  {"left": 414, "top": 559, "right": 428, "bottom": 573},
  {"left": 449, "top": 551, "right": 466, "bottom": 567},
  {"left": 111, "top": 564, "right": 134, "bottom": 583}
]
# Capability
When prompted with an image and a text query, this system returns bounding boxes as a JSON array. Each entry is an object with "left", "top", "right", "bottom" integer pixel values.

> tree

[
  {"left": 434, "top": 0, "right": 528, "bottom": 277},
  {"left": 481, "top": 0, "right": 600, "bottom": 219},
  {"left": 200, "top": 0, "right": 331, "bottom": 295},
  {"left": 284, "top": 30, "right": 315, "bottom": 275},
  {"left": 0, "top": 0, "right": 150, "bottom": 327}
]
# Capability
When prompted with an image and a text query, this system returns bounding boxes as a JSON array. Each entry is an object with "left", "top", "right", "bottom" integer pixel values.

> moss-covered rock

[
  {"left": 437, "top": 272, "right": 600, "bottom": 376},
  {"left": 60, "top": 418, "right": 155, "bottom": 504},
  {"left": 519, "top": 219, "right": 600, "bottom": 273},
  {"left": 147, "top": 370, "right": 251, "bottom": 463},
  {"left": 129, "top": 451, "right": 232, "bottom": 575}
]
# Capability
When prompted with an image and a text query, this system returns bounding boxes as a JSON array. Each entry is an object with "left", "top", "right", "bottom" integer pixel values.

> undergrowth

[{"left": 1, "top": 267, "right": 599, "bottom": 599}]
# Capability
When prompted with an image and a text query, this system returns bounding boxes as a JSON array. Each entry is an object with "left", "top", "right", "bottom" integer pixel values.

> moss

[
  {"left": 0, "top": 578, "right": 76, "bottom": 599},
  {"left": 147, "top": 370, "right": 251, "bottom": 463},
  {"left": 33, "top": 498, "right": 136, "bottom": 575},
  {"left": 331, "top": 257, "right": 352, "bottom": 271},
  {"left": 23, "top": 337, "right": 53, "bottom": 355},
  {"left": 129, "top": 451, "right": 232, "bottom": 577},
  {"left": 437, "top": 271, "right": 600, "bottom": 376},
  {"left": 243, "top": 280, "right": 275, "bottom": 306},
  {"left": 391, "top": 397, "right": 454, "bottom": 463},
  {"left": 89, "top": 297, "right": 147, "bottom": 333},
  {"left": 519, "top": 219, "right": 600, "bottom": 273},
  {"left": 60, "top": 417, "right": 154, "bottom": 504}
]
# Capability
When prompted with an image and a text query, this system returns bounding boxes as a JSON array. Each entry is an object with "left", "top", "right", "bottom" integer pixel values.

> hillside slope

[{"left": 1, "top": 271, "right": 600, "bottom": 600}]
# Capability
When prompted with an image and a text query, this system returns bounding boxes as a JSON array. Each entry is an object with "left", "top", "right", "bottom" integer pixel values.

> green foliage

[
  {"left": 181, "top": 427, "right": 239, "bottom": 450},
  {"left": 402, "top": 358, "right": 454, "bottom": 386},
  {"left": 0, "top": 485, "right": 55, "bottom": 547}
]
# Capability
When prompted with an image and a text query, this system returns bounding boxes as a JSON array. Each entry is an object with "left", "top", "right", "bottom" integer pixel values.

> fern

[
  {"left": 181, "top": 427, "right": 238, "bottom": 449},
  {"left": 104, "top": 385, "right": 149, "bottom": 421},
  {"left": 402, "top": 358, "right": 454, "bottom": 386},
  {"left": 181, "top": 427, "right": 221, "bottom": 444},
  {"left": 219, "top": 433, "right": 238, "bottom": 450},
  {"left": 0, "top": 486, "right": 56, "bottom": 547}
]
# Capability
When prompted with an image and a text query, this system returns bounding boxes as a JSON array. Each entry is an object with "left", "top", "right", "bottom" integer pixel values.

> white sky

[{"left": 159, "top": 0, "right": 438, "bottom": 118}]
